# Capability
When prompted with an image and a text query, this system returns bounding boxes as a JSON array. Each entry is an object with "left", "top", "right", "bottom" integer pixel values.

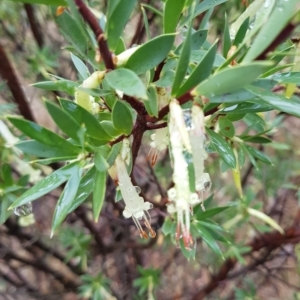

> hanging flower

[
  {"left": 167, "top": 100, "right": 199, "bottom": 249},
  {"left": 189, "top": 104, "right": 211, "bottom": 210},
  {"left": 147, "top": 127, "right": 169, "bottom": 166},
  {"left": 115, "top": 140, "right": 155, "bottom": 238}
]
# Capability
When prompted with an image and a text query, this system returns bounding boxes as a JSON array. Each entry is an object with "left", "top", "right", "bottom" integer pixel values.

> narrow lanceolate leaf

[
  {"left": 15, "top": 140, "right": 78, "bottom": 158},
  {"left": 59, "top": 98, "right": 111, "bottom": 141},
  {"left": 93, "top": 170, "right": 107, "bottom": 222},
  {"left": 94, "top": 151, "right": 109, "bottom": 172},
  {"left": 145, "top": 85, "right": 159, "bottom": 117},
  {"left": 177, "top": 41, "right": 217, "bottom": 97},
  {"left": 247, "top": 207, "right": 284, "bottom": 234},
  {"left": 206, "top": 128, "right": 236, "bottom": 168},
  {"left": 52, "top": 164, "right": 83, "bottom": 233},
  {"left": 8, "top": 117, "right": 80, "bottom": 155},
  {"left": 56, "top": 11, "right": 92, "bottom": 60},
  {"left": 244, "top": 144, "right": 272, "bottom": 165},
  {"left": 195, "top": 222, "right": 224, "bottom": 257},
  {"left": 9, "top": 162, "right": 79, "bottom": 209},
  {"left": 112, "top": 100, "right": 133, "bottom": 135},
  {"left": 192, "top": 62, "right": 273, "bottom": 97},
  {"left": 32, "top": 80, "right": 78, "bottom": 95},
  {"left": 125, "top": 34, "right": 175, "bottom": 74},
  {"left": 243, "top": 0, "right": 299, "bottom": 62},
  {"left": 195, "top": 206, "right": 230, "bottom": 220},
  {"left": 106, "top": 0, "right": 137, "bottom": 50},
  {"left": 245, "top": 85, "right": 300, "bottom": 118},
  {"left": 172, "top": 22, "right": 192, "bottom": 96},
  {"left": 164, "top": 0, "right": 185, "bottom": 33},
  {"left": 105, "top": 69, "right": 148, "bottom": 100},
  {"left": 67, "top": 166, "right": 97, "bottom": 214},
  {"left": 222, "top": 14, "right": 231, "bottom": 58},
  {"left": 233, "top": 17, "right": 250, "bottom": 46},
  {"left": 181, "top": 0, "right": 227, "bottom": 26},
  {"left": 44, "top": 100, "right": 82, "bottom": 143},
  {"left": 71, "top": 53, "right": 90, "bottom": 79}
]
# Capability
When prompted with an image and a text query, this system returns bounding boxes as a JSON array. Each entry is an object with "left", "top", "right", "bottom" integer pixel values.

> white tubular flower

[
  {"left": 75, "top": 71, "right": 105, "bottom": 114},
  {"left": 115, "top": 155, "right": 155, "bottom": 239},
  {"left": 168, "top": 100, "right": 198, "bottom": 249},
  {"left": 188, "top": 104, "right": 211, "bottom": 211},
  {"left": 147, "top": 127, "right": 169, "bottom": 166},
  {"left": 169, "top": 100, "right": 191, "bottom": 152}
]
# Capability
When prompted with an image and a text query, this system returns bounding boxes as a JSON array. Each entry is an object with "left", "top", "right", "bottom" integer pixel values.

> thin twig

[
  {"left": 74, "top": 0, "right": 114, "bottom": 70},
  {"left": 0, "top": 43, "right": 35, "bottom": 121}
]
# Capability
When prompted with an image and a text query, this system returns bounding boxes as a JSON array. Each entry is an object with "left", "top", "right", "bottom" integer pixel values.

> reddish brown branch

[
  {"left": 24, "top": 4, "right": 44, "bottom": 48},
  {"left": 191, "top": 215, "right": 300, "bottom": 300},
  {"left": 0, "top": 43, "right": 35, "bottom": 122},
  {"left": 256, "top": 22, "right": 296, "bottom": 60},
  {"left": 74, "top": 0, "right": 114, "bottom": 70}
]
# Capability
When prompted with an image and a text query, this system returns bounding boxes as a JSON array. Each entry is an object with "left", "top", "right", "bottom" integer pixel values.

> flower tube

[{"left": 115, "top": 155, "right": 155, "bottom": 239}]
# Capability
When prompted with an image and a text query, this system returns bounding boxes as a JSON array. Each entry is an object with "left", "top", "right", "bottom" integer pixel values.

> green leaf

[
  {"left": 191, "top": 29, "right": 208, "bottom": 50},
  {"left": 52, "top": 164, "right": 83, "bottom": 233},
  {"left": 242, "top": 136, "right": 272, "bottom": 144},
  {"left": 245, "top": 85, "right": 300, "bottom": 118},
  {"left": 8, "top": 117, "right": 80, "bottom": 155},
  {"left": 107, "top": 143, "right": 122, "bottom": 166},
  {"left": 112, "top": 100, "right": 133, "bottom": 135},
  {"left": 141, "top": 6, "right": 150, "bottom": 41},
  {"left": 94, "top": 151, "right": 109, "bottom": 172},
  {"left": 67, "top": 166, "right": 97, "bottom": 214},
  {"left": 195, "top": 0, "right": 227, "bottom": 17},
  {"left": 209, "top": 89, "right": 254, "bottom": 103},
  {"left": 243, "top": 0, "right": 299, "bottom": 62},
  {"left": 7, "top": 0, "right": 66, "bottom": 4},
  {"left": 15, "top": 140, "right": 77, "bottom": 158},
  {"left": 105, "top": 68, "right": 147, "bottom": 100},
  {"left": 30, "top": 156, "right": 78, "bottom": 165},
  {"left": 177, "top": 41, "right": 217, "bottom": 97},
  {"left": 219, "top": 116, "right": 235, "bottom": 138},
  {"left": 192, "top": 62, "right": 273, "bottom": 97},
  {"left": 125, "top": 34, "right": 175, "bottom": 75},
  {"left": 70, "top": 53, "right": 90, "bottom": 79},
  {"left": 195, "top": 222, "right": 223, "bottom": 257},
  {"left": 9, "top": 162, "right": 79, "bottom": 209},
  {"left": 56, "top": 11, "right": 93, "bottom": 61},
  {"left": 195, "top": 206, "right": 230, "bottom": 220},
  {"left": 44, "top": 100, "right": 82, "bottom": 143},
  {"left": 164, "top": 0, "right": 185, "bottom": 33},
  {"left": 93, "top": 170, "right": 107, "bottom": 222},
  {"left": 145, "top": 85, "right": 159, "bottom": 117},
  {"left": 233, "top": 17, "right": 250, "bottom": 46},
  {"left": 181, "top": 0, "right": 227, "bottom": 27},
  {"left": 271, "top": 72, "right": 300, "bottom": 84},
  {"left": 206, "top": 128, "right": 236, "bottom": 168},
  {"left": 222, "top": 14, "right": 231, "bottom": 57},
  {"left": 59, "top": 98, "right": 111, "bottom": 141},
  {"left": 162, "top": 217, "right": 174, "bottom": 235},
  {"left": 153, "top": 69, "right": 175, "bottom": 87},
  {"left": 101, "top": 121, "right": 121, "bottom": 137},
  {"left": 244, "top": 144, "right": 272, "bottom": 165},
  {"left": 106, "top": 0, "right": 137, "bottom": 50},
  {"left": 32, "top": 79, "right": 78, "bottom": 95},
  {"left": 172, "top": 23, "right": 192, "bottom": 96},
  {"left": 221, "top": 102, "right": 272, "bottom": 114}
]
